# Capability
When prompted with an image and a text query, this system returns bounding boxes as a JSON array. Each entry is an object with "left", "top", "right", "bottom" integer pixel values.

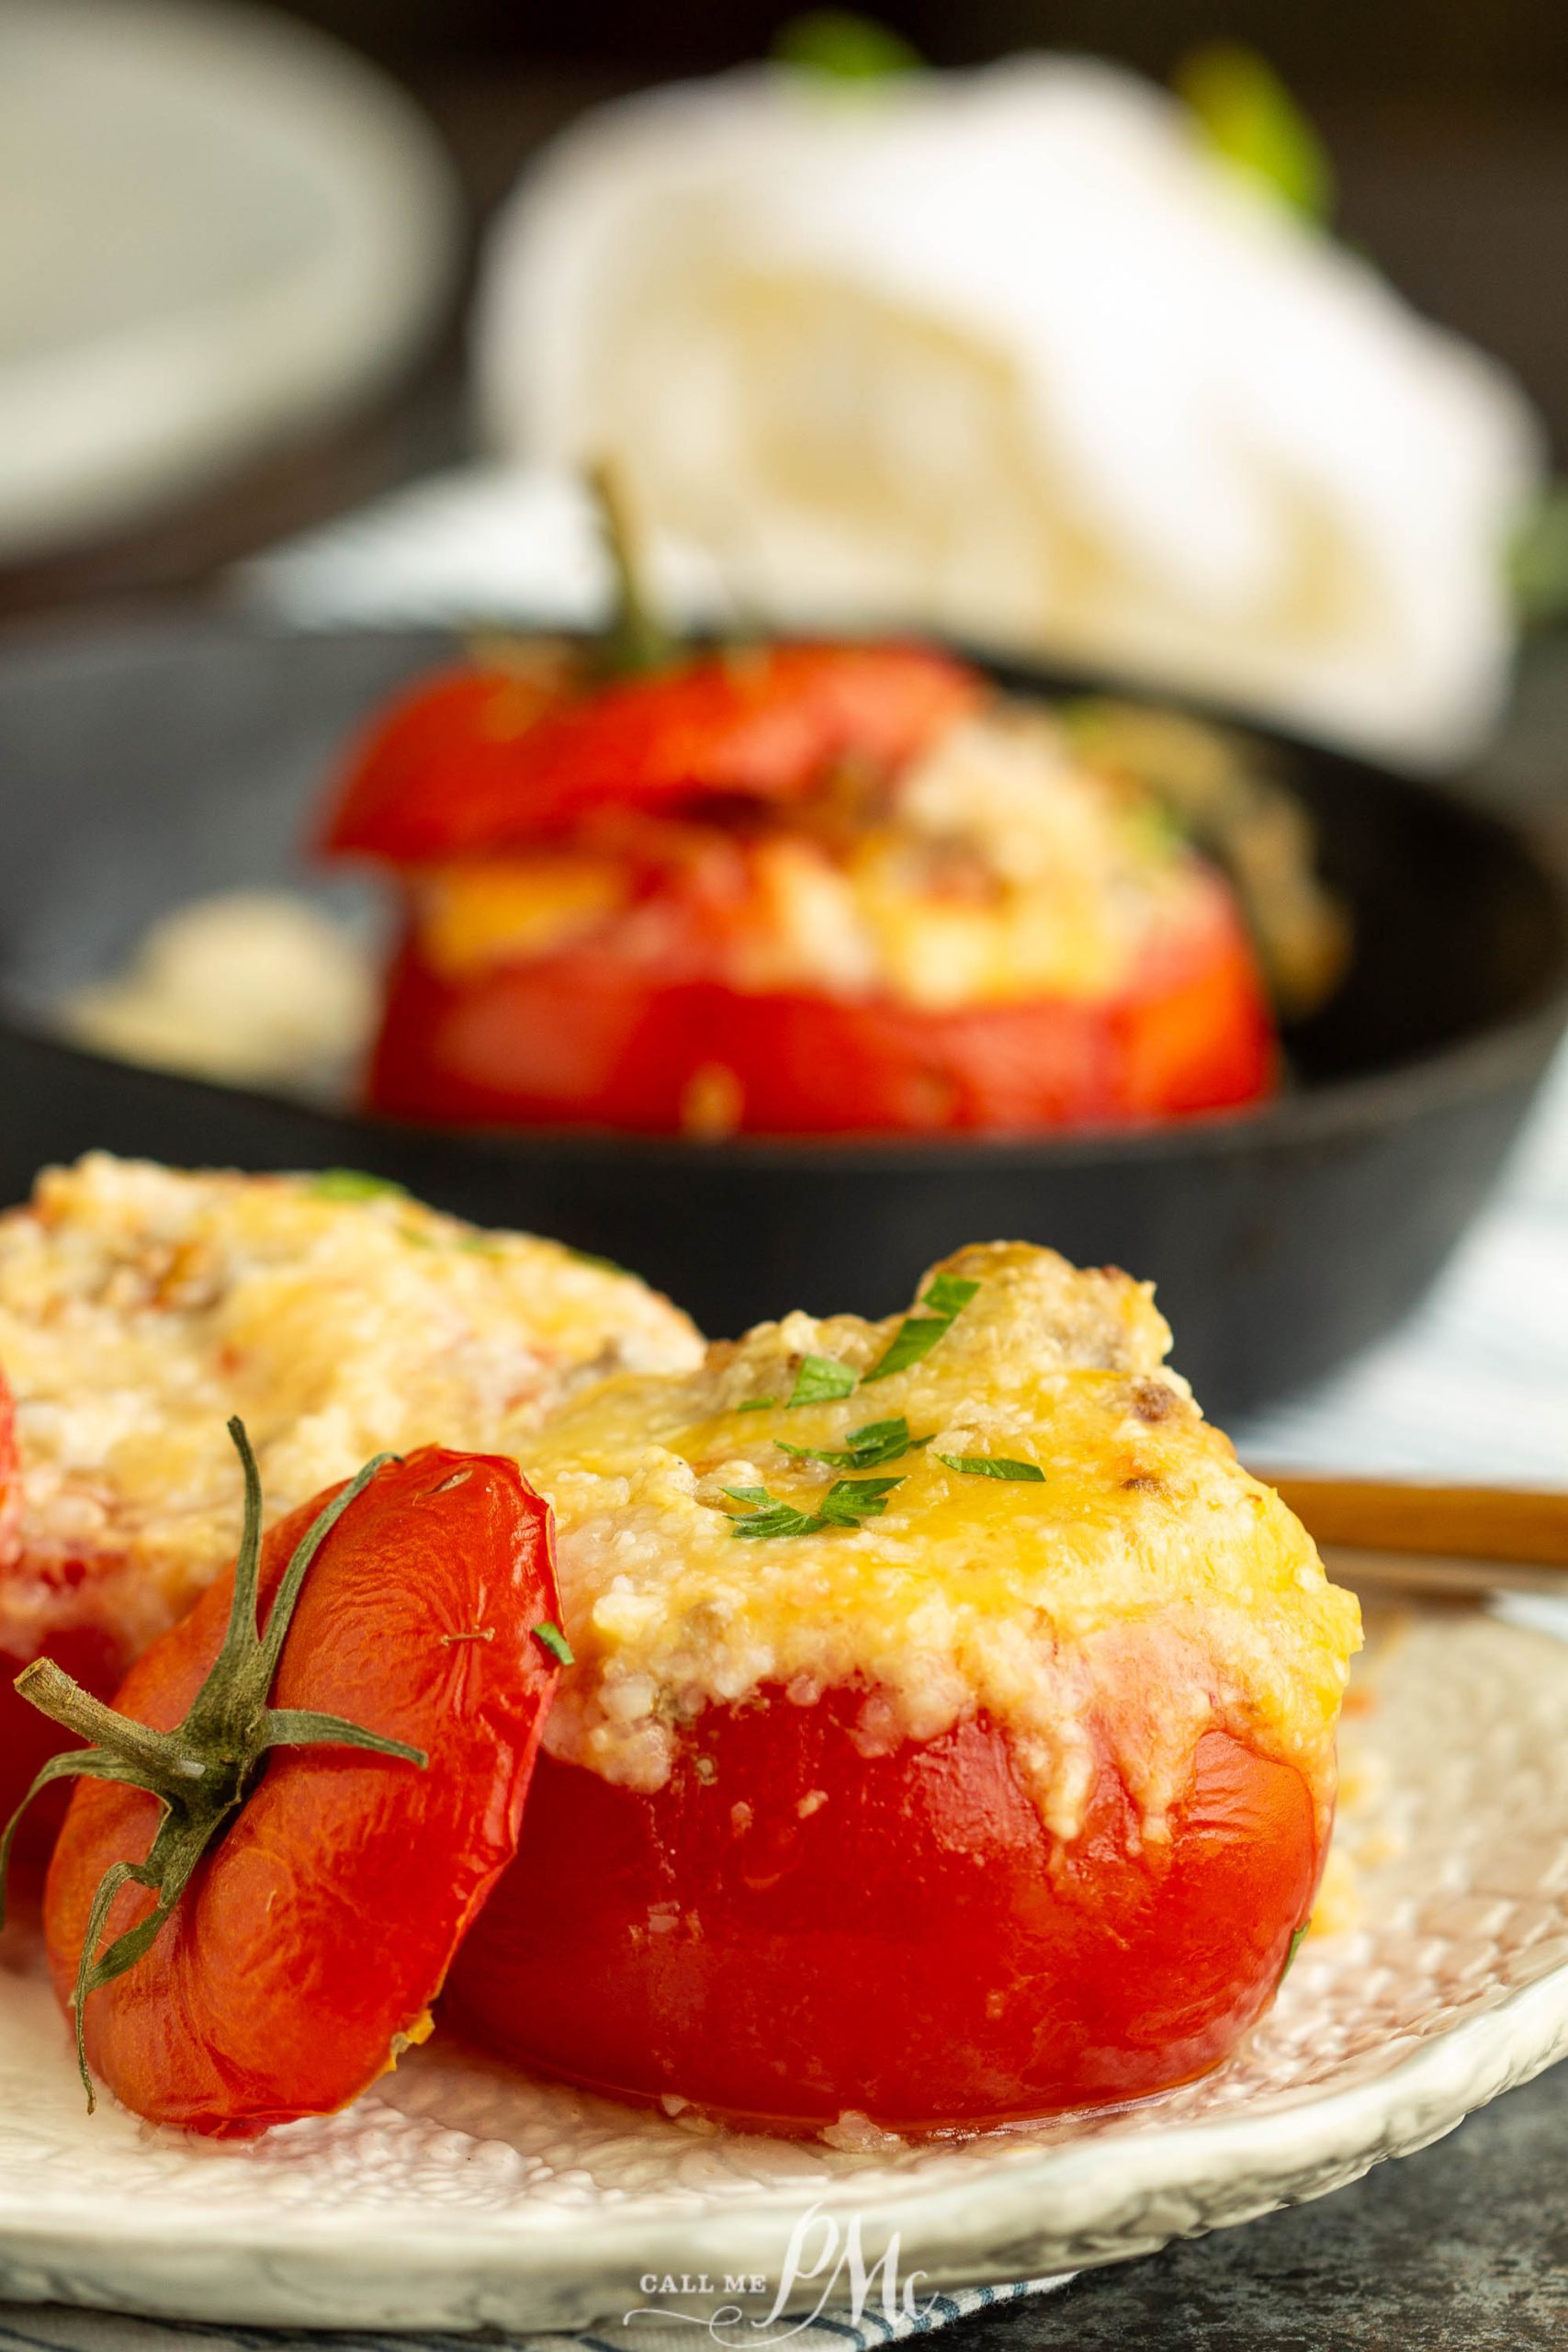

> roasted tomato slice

[
  {"left": 450, "top": 1690, "right": 1322, "bottom": 2132},
  {"left": 365, "top": 875, "right": 1275, "bottom": 1133},
  {"left": 17, "top": 1437, "right": 561, "bottom": 2136},
  {"left": 323, "top": 644, "right": 983, "bottom": 864}
]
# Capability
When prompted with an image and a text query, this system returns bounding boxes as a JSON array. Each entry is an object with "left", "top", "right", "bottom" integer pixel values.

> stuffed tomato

[
  {"left": 323, "top": 642, "right": 1287, "bottom": 1136},
  {"left": 452, "top": 1242, "right": 1361, "bottom": 2132},
  {"left": 0, "top": 1155, "right": 699, "bottom": 1845}
]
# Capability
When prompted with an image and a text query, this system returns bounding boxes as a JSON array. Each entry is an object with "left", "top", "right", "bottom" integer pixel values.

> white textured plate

[
  {"left": 1, "top": 1606, "right": 1566, "bottom": 2334},
  {"left": 0, "top": 0, "right": 459, "bottom": 561}
]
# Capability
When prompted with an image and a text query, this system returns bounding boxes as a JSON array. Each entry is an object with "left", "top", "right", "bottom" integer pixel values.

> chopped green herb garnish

[
  {"left": 723, "top": 1476, "right": 903, "bottom": 1538},
  {"left": 934, "top": 1453, "right": 1045, "bottom": 1483},
  {"left": 777, "top": 1415, "right": 931, "bottom": 1471},
  {"left": 564, "top": 1244, "right": 629, "bottom": 1276},
  {"left": 311, "top": 1168, "right": 410, "bottom": 1204},
  {"left": 818, "top": 1476, "right": 901, "bottom": 1524},
  {"left": 533, "top": 1622, "right": 575, "bottom": 1667},
  {"left": 920, "top": 1272, "right": 980, "bottom": 1320},
  {"left": 863, "top": 1274, "right": 979, "bottom": 1384},
  {"left": 788, "top": 1353, "right": 860, "bottom": 1407},
  {"left": 1280, "top": 1922, "right": 1309, "bottom": 1980},
  {"left": 724, "top": 1486, "right": 808, "bottom": 1543},
  {"left": 737, "top": 1396, "right": 779, "bottom": 1414},
  {"left": 723, "top": 1487, "right": 820, "bottom": 1540}
]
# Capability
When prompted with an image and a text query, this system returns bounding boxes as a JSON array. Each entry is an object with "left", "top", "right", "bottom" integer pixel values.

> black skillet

[{"left": 0, "top": 611, "right": 1562, "bottom": 1419}]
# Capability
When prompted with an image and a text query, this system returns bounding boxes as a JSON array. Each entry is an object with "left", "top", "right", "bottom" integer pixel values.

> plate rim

[{"left": 0, "top": 1931, "right": 1562, "bottom": 2329}]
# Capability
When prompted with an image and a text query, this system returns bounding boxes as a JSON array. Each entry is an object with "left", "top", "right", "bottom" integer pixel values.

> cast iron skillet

[{"left": 0, "top": 612, "right": 1563, "bottom": 1419}]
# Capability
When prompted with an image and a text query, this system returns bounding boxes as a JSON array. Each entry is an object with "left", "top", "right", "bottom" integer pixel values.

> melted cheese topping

[
  {"left": 416, "top": 704, "right": 1209, "bottom": 1012},
  {"left": 0, "top": 1155, "right": 701, "bottom": 1668},
  {"left": 520, "top": 1242, "right": 1361, "bottom": 1842},
  {"left": 418, "top": 857, "right": 630, "bottom": 979}
]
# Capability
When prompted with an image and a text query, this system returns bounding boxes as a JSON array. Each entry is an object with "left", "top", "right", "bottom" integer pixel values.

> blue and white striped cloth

[{"left": 1236, "top": 1041, "right": 1568, "bottom": 1485}]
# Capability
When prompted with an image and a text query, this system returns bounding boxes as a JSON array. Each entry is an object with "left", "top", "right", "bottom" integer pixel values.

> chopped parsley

[
  {"left": 934, "top": 1453, "right": 1045, "bottom": 1483},
  {"left": 777, "top": 1415, "right": 931, "bottom": 1471},
  {"left": 1280, "top": 1923, "right": 1309, "bottom": 1980},
  {"left": 311, "top": 1168, "right": 411, "bottom": 1204},
  {"left": 564, "top": 1245, "right": 629, "bottom": 1276},
  {"left": 737, "top": 1396, "right": 779, "bottom": 1414},
  {"left": 533, "top": 1621, "right": 576, "bottom": 1667},
  {"left": 788, "top": 1353, "right": 860, "bottom": 1407},
  {"left": 723, "top": 1476, "right": 904, "bottom": 1537},
  {"left": 863, "top": 1272, "right": 979, "bottom": 1384}
]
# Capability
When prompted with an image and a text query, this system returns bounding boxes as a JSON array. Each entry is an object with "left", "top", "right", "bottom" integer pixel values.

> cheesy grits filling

[
  {"left": 521, "top": 1243, "right": 1361, "bottom": 1842},
  {"left": 414, "top": 705, "right": 1215, "bottom": 1012},
  {"left": 0, "top": 1155, "right": 701, "bottom": 1668}
]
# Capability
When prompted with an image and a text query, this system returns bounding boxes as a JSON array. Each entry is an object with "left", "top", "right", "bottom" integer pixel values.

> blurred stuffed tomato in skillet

[{"left": 321, "top": 481, "right": 1343, "bottom": 1140}]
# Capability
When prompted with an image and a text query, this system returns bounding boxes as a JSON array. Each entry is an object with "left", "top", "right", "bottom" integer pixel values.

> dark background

[{"left": 232, "top": 0, "right": 1568, "bottom": 91}]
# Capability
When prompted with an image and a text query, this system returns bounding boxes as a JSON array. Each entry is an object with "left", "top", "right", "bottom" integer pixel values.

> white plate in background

[{"left": 0, "top": 0, "right": 460, "bottom": 562}]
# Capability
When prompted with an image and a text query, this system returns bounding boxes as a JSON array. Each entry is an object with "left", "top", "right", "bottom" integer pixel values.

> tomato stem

[
  {"left": 589, "top": 459, "right": 673, "bottom": 679},
  {"left": 12, "top": 1659, "right": 206, "bottom": 1781},
  {"left": 0, "top": 1420, "right": 428, "bottom": 2110}
]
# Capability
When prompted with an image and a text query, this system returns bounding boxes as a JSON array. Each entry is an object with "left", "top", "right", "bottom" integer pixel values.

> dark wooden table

[{"left": 972, "top": 2065, "right": 1568, "bottom": 2350}]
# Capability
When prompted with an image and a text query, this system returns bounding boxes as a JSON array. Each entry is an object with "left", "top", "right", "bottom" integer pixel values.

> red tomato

[
  {"left": 366, "top": 874, "right": 1275, "bottom": 1133},
  {"left": 42, "top": 1447, "right": 561, "bottom": 2137},
  {"left": 324, "top": 645, "right": 982, "bottom": 864},
  {"left": 449, "top": 1689, "right": 1323, "bottom": 2132}
]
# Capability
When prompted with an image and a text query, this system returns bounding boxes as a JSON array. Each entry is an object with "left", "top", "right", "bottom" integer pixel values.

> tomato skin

[
  {"left": 367, "top": 877, "right": 1275, "bottom": 1134},
  {"left": 43, "top": 1448, "right": 561, "bottom": 2138},
  {"left": 448, "top": 1690, "right": 1323, "bottom": 2132},
  {"left": 325, "top": 646, "right": 982, "bottom": 865}
]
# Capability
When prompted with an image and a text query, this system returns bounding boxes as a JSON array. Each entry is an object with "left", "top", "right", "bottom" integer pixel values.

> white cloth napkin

[
  {"left": 472, "top": 56, "right": 1540, "bottom": 767},
  {"left": 1237, "top": 1040, "right": 1568, "bottom": 1483}
]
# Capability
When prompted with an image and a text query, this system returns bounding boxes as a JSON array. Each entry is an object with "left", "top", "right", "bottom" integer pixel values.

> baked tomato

[
  {"left": 6, "top": 1427, "right": 562, "bottom": 2136},
  {"left": 365, "top": 870, "right": 1274, "bottom": 1133},
  {"left": 449, "top": 1690, "right": 1321, "bottom": 2132},
  {"left": 325, "top": 644, "right": 982, "bottom": 865},
  {"left": 446, "top": 1238, "right": 1357, "bottom": 2134}
]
